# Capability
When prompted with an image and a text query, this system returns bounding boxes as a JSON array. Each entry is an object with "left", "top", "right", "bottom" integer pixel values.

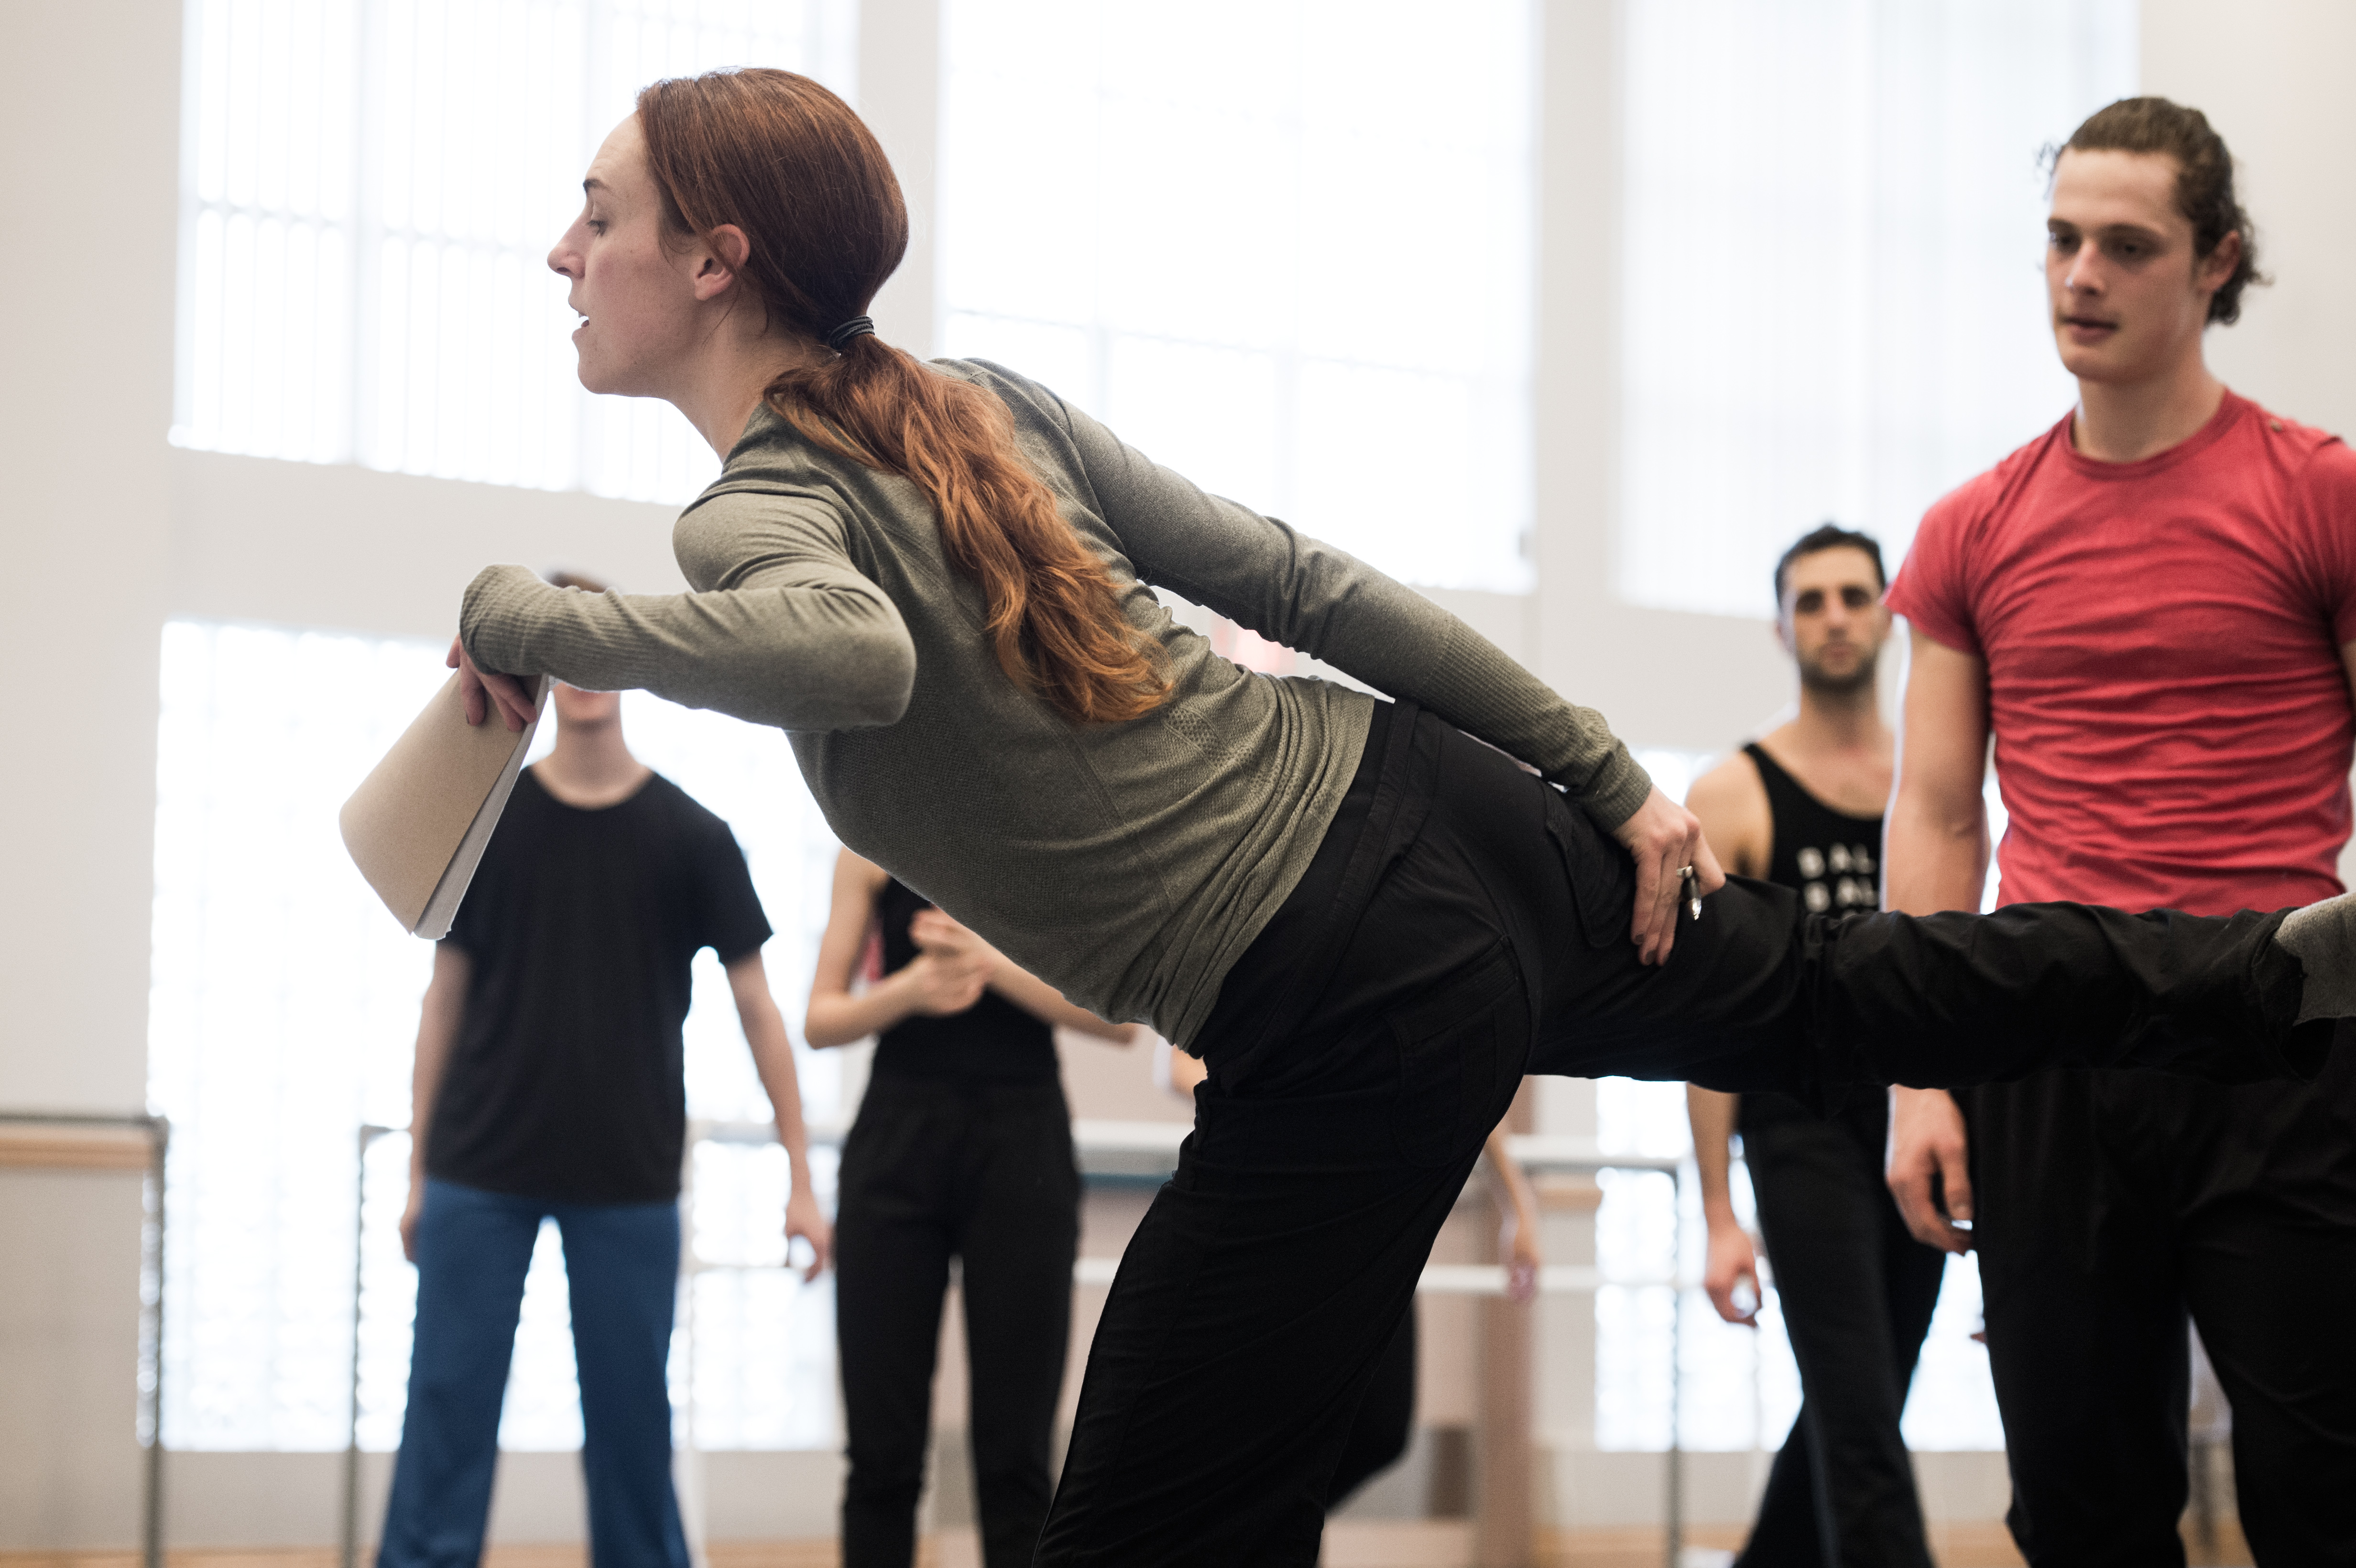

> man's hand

[
  {"left": 1611, "top": 787, "right": 1727, "bottom": 966},
  {"left": 786, "top": 1186, "right": 833, "bottom": 1282},
  {"left": 447, "top": 635, "right": 538, "bottom": 732},
  {"left": 1500, "top": 1206, "right": 1543, "bottom": 1305},
  {"left": 1887, "top": 1087, "right": 1975, "bottom": 1252},
  {"left": 401, "top": 1174, "right": 427, "bottom": 1264},
  {"left": 1702, "top": 1218, "right": 1761, "bottom": 1326}
]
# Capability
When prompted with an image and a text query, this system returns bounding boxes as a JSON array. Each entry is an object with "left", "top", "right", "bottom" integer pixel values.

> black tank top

[
  {"left": 873, "top": 877, "right": 1058, "bottom": 1084},
  {"left": 1743, "top": 742, "right": 1883, "bottom": 917},
  {"left": 1740, "top": 743, "right": 1884, "bottom": 1133}
]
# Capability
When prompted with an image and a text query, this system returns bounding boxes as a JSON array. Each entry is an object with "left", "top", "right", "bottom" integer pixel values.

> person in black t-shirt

[
  {"left": 1682, "top": 528, "right": 1945, "bottom": 1568},
  {"left": 806, "top": 849, "right": 1135, "bottom": 1568},
  {"left": 382, "top": 626, "right": 831, "bottom": 1568}
]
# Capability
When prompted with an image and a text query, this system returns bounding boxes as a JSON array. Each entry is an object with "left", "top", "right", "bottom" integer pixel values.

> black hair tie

[{"left": 826, "top": 316, "right": 876, "bottom": 352}]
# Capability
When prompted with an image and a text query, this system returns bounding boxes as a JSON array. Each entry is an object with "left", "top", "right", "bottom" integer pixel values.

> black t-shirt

[
  {"left": 872, "top": 877, "right": 1058, "bottom": 1084},
  {"left": 429, "top": 768, "right": 773, "bottom": 1203}
]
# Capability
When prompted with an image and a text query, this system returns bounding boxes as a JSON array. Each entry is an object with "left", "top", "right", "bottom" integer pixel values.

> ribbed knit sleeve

[
  {"left": 458, "top": 489, "right": 916, "bottom": 732},
  {"left": 1030, "top": 380, "right": 1654, "bottom": 828}
]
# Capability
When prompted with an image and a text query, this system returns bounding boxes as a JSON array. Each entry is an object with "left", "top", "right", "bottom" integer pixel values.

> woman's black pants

[
  {"left": 1032, "top": 704, "right": 2326, "bottom": 1567},
  {"left": 835, "top": 1076, "right": 1079, "bottom": 1568}
]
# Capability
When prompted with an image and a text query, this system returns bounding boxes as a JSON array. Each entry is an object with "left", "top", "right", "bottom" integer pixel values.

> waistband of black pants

[{"left": 1198, "top": 698, "right": 1445, "bottom": 1081}]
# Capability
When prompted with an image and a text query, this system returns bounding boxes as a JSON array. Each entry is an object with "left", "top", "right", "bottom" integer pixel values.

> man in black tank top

[{"left": 1682, "top": 527, "right": 1945, "bottom": 1568}]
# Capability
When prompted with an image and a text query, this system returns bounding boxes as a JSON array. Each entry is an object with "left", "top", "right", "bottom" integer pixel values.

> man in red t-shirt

[{"left": 1884, "top": 98, "right": 2356, "bottom": 1565}]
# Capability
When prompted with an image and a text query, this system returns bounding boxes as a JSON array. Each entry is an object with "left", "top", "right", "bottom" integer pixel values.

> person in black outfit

[
  {"left": 1684, "top": 528, "right": 1944, "bottom": 1568},
  {"left": 385, "top": 636, "right": 830, "bottom": 1568},
  {"left": 806, "top": 849, "right": 1136, "bottom": 1568}
]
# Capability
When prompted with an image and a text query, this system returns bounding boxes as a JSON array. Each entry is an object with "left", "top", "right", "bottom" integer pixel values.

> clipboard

[{"left": 339, "top": 673, "right": 553, "bottom": 938}]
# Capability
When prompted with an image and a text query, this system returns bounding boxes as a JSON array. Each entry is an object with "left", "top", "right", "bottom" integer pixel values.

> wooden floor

[{"left": 0, "top": 1519, "right": 2256, "bottom": 1568}]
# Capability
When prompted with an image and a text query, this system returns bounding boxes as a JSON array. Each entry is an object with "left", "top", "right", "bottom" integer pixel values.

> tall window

[
  {"left": 173, "top": 0, "right": 854, "bottom": 503},
  {"left": 939, "top": 0, "right": 1538, "bottom": 594},
  {"left": 151, "top": 621, "right": 843, "bottom": 1449},
  {"left": 1616, "top": 0, "right": 2138, "bottom": 618}
]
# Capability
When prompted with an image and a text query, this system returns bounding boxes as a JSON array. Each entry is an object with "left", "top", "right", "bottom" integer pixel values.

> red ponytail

[{"left": 636, "top": 69, "right": 1167, "bottom": 724}]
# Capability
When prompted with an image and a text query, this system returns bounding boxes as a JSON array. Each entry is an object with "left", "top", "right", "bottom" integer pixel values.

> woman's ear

[{"left": 690, "top": 223, "right": 753, "bottom": 302}]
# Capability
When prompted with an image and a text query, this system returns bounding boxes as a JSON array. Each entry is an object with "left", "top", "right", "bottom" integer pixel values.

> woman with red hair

[{"left": 450, "top": 68, "right": 2356, "bottom": 1566}]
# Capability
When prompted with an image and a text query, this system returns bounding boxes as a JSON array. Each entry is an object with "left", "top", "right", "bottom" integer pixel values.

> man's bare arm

[
  {"left": 403, "top": 944, "right": 471, "bottom": 1262},
  {"left": 1686, "top": 1085, "right": 1759, "bottom": 1323},
  {"left": 1681, "top": 751, "right": 1766, "bottom": 1320},
  {"left": 1684, "top": 752, "right": 1774, "bottom": 882},
  {"left": 728, "top": 951, "right": 832, "bottom": 1279},
  {"left": 1883, "top": 630, "right": 1993, "bottom": 1253}
]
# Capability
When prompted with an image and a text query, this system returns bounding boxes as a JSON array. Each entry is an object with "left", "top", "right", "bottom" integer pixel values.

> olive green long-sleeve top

[{"left": 461, "top": 359, "right": 1650, "bottom": 1047}]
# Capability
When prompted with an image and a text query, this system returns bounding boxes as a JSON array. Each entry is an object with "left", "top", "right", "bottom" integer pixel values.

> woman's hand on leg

[{"left": 1611, "top": 787, "right": 1726, "bottom": 965}]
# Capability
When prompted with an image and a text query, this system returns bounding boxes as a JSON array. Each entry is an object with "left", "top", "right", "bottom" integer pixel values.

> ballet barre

[
  {"left": 690, "top": 1115, "right": 1700, "bottom": 1566},
  {"left": 0, "top": 1110, "right": 170, "bottom": 1568},
  {"left": 333, "top": 1117, "right": 1704, "bottom": 1568}
]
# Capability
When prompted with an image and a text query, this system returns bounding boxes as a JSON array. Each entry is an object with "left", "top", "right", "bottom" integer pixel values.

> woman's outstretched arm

[
  {"left": 456, "top": 491, "right": 915, "bottom": 732},
  {"left": 1018, "top": 369, "right": 1653, "bottom": 831}
]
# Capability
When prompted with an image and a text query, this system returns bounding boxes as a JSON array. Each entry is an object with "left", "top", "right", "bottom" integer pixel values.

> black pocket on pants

[
  {"left": 1391, "top": 942, "right": 1529, "bottom": 1169},
  {"left": 1546, "top": 794, "right": 1636, "bottom": 950}
]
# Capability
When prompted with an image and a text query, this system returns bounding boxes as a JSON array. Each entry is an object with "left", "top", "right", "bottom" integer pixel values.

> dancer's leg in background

[
  {"left": 379, "top": 1180, "right": 543, "bottom": 1568},
  {"left": 956, "top": 1081, "right": 1080, "bottom": 1568},
  {"left": 556, "top": 1194, "right": 690, "bottom": 1568},
  {"left": 1737, "top": 1099, "right": 1939, "bottom": 1568},
  {"left": 836, "top": 1082, "right": 959, "bottom": 1568}
]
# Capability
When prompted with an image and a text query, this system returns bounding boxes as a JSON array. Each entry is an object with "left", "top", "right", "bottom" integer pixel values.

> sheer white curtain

[
  {"left": 939, "top": 0, "right": 1538, "bottom": 594},
  {"left": 1616, "top": 0, "right": 2138, "bottom": 618},
  {"left": 173, "top": 0, "right": 855, "bottom": 503}
]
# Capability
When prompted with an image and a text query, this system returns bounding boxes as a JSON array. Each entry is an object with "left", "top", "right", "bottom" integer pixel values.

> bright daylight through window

[
  {"left": 940, "top": 0, "right": 1537, "bottom": 595},
  {"left": 1617, "top": 0, "right": 2138, "bottom": 618},
  {"left": 172, "top": 0, "right": 853, "bottom": 503}
]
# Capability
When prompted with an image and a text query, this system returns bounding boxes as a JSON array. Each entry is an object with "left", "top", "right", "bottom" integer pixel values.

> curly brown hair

[{"left": 2051, "top": 97, "right": 2268, "bottom": 326}]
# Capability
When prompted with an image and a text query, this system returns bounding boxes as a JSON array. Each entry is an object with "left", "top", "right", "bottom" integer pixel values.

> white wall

[
  {"left": 1532, "top": 0, "right": 1793, "bottom": 760},
  {"left": 0, "top": 1, "right": 180, "bottom": 1543},
  {"left": 0, "top": 3, "right": 178, "bottom": 1118},
  {"left": 2145, "top": 0, "right": 2356, "bottom": 445}
]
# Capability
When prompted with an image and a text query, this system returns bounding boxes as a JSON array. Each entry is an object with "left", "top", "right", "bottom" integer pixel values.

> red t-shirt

[{"left": 1887, "top": 390, "right": 2356, "bottom": 917}]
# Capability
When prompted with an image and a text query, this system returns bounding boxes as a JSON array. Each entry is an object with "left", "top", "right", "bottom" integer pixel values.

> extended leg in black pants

[{"left": 1034, "top": 705, "right": 2332, "bottom": 1567}]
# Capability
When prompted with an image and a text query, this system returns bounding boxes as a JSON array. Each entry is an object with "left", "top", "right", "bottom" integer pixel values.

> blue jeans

[{"left": 380, "top": 1179, "right": 689, "bottom": 1568}]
